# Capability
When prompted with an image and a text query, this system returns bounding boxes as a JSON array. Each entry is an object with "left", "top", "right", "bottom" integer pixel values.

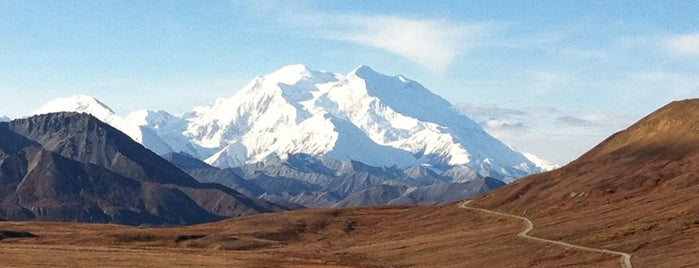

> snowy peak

[
  {"left": 350, "top": 65, "right": 412, "bottom": 85},
  {"left": 29, "top": 65, "right": 553, "bottom": 182},
  {"left": 267, "top": 64, "right": 313, "bottom": 84},
  {"left": 523, "top": 152, "right": 560, "bottom": 172},
  {"left": 0, "top": 116, "right": 10, "bottom": 122},
  {"left": 124, "top": 109, "right": 185, "bottom": 131},
  {"left": 347, "top": 65, "right": 478, "bottom": 128},
  {"left": 184, "top": 64, "right": 545, "bottom": 181},
  {"left": 33, "top": 94, "right": 116, "bottom": 121},
  {"left": 263, "top": 64, "right": 339, "bottom": 88},
  {"left": 120, "top": 109, "right": 206, "bottom": 157},
  {"left": 32, "top": 95, "right": 204, "bottom": 157},
  {"left": 350, "top": 64, "right": 380, "bottom": 78}
]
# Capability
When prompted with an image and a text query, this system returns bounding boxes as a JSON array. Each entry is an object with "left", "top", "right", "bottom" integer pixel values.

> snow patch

[{"left": 523, "top": 152, "right": 560, "bottom": 171}]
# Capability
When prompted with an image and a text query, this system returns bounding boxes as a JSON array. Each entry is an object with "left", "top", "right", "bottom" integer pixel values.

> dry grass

[
  {"left": 471, "top": 99, "right": 699, "bottom": 267},
  {"left": 0, "top": 204, "right": 618, "bottom": 267},
  {"left": 5, "top": 101, "right": 697, "bottom": 267}
]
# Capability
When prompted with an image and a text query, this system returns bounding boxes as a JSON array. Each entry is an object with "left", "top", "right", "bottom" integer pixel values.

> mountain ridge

[
  {"left": 32, "top": 65, "right": 553, "bottom": 180},
  {"left": 29, "top": 65, "right": 556, "bottom": 207},
  {"left": 470, "top": 98, "right": 699, "bottom": 267},
  {"left": 3, "top": 99, "right": 696, "bottom": 267},
  {"left": 0, "top": 112, "right": 284, "bottom": 225}
]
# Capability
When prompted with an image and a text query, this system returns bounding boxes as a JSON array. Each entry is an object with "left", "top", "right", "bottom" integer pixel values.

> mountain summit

[
  {"left": 33, "top": 65, "right": 550, "bottom": 183},
  {"left": 33, "top": 95, "right": 205, "bottom": 158},
  {"left": 184, "top": 64, "right": 545, "bottom": 181},
  {"left": 34, "top": 94, "right": 117, "bottom": 122}
]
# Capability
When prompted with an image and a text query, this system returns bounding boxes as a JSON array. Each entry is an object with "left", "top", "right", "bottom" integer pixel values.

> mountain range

[
  {"left": 163, "top": 151, "right": 506, "bottom": 207},
  {"left": 3, "top": 99, "right": 697, "bottom": 267},
  {"left": 0, "top": 112, "right": 283, "bottom": 225},
  {"left": 31, "top": 65, "right": 554, "bottom": 206}
]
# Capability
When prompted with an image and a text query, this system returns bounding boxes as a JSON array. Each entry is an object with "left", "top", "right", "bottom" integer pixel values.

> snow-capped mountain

[
  {"left": 0, "top": 116, "right": 10, "bottom": 122},
  {"left": 523, "top": 152, "right": 560, "bottom": 171},
  {"left": 34, "top": 95, "right": 119, "bottom": 123},
  {"left": 32, "top": 95, "right": 206, "bottom": 157},
  {"left": 184, "top": 64, "right": 542, "bottom": 181},
  {"left": 32, "top": 65, "right": 551, "bottom": 182}
]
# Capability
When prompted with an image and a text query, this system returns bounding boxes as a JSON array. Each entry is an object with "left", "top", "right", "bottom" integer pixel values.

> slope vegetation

[
  {"left": 0, "top": 204, "right": 618, "bottom": 267},
  {"left": 471, "top": 99, "right": 699, "bottom": 267}
]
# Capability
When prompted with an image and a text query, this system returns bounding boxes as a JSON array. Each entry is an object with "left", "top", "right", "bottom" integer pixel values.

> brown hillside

[
  {"left": 0, "top": 204, "right": 618, "bottom": 267},
  {"left": 471, "top": 99, "right": 699, "bottom": 267},
  {"left": 1, "top": 100, "right": 697, "bottom": 267}
]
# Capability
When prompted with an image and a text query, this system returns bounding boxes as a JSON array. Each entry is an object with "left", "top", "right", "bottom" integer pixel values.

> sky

[{"left": 0, "top": 1, "right": 698, "bottom": 164}]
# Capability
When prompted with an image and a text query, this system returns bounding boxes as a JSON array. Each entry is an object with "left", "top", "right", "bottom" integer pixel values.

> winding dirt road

[{"left": 459, "top": 201, "right": 633, "bottom": 268}]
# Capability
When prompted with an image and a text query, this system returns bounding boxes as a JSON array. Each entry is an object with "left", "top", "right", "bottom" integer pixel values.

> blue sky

[{"left": 1, "top": 1, "right": 698, "bottom": 164}]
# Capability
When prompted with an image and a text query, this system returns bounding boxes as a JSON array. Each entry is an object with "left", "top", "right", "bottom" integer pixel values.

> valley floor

[{"left": 0, "top": 204, "right": 619, "bottom": 267}]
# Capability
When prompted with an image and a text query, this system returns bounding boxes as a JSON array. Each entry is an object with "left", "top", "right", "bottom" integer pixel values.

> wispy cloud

[
  {"left": 457, "top": 102, "right": 528, "bottom": 118},
  {"left": 332, "top": 16, "right": 491, "bottom": 73},
  {"left": 666, "top": 33, "right": 699, "bottom": 56},
  {"left": 233, "top": 2, "right": 494, "bottom": 73},
  {"left": 456, "top": 102, "right": 535, "bottom": 141},
  {"left": 555, "top": 113, "right": 634, "bottom": 128},
  {"left": 456, "top": 103, "right": 532, "bottom": 138},
  {"left": 457, "top": 102, "right": 637, "bottom": 165}
]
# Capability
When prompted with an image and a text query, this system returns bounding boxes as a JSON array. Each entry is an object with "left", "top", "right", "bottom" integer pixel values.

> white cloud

[
  {"left": 456, "top": 103, "right": 532, "bottom": 140},
  {"left": 457, "top": 102, "right": 637, "bottom": 165},
  {"left": 666, "top": 33, "right": 699, "bottom": 56},
  {"left": 555, "top": 113, "right": 635, "bottom": 128},
  {"left": 233, "top": 2, "right": 493, "bottom": 73},
  {"left": 457, "top": 102, "right": 528, "bottom": 118},
  {"left": 332, "top": 16, "right": 491, "bottom": 73}
]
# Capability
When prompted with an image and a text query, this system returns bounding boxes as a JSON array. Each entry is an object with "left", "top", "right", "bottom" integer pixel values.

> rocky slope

[
  {"left": 34, "top": 95, "right": 208, "bottom": 158},
  {"left": 164, "top": 152, "right": 503, "bottom": 207},
  {"left": 0, "top": 113, "right": 284, "bottom": 225}
]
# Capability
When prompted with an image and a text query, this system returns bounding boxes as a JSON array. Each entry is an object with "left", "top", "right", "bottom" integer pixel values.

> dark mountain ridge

[
  {"left": 0, "top": 112, "right": 284, "bottom": 226},
  {"left": 163, "top": 151, "right": 504, "bottom": 208}
]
